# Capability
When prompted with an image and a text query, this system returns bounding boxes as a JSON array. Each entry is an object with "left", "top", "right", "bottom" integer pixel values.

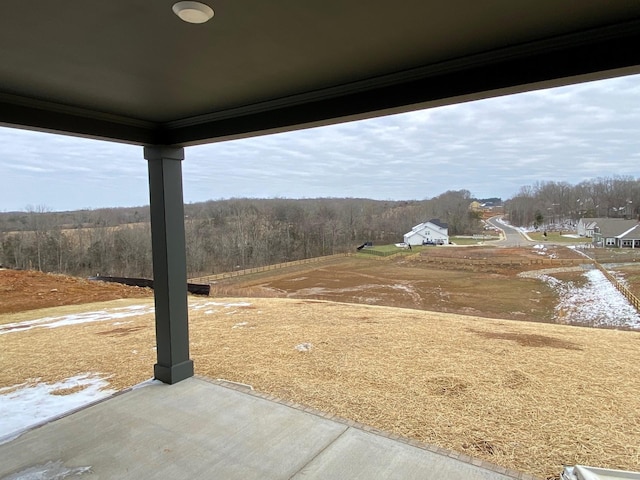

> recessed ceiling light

[{"left": 172, "top": 1, "right": 214, "bottom": 24}]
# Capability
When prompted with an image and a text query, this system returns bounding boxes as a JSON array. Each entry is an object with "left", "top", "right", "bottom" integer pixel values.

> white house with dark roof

[{"left": 404, "top": 219, "right": 449, "bottom": 246}]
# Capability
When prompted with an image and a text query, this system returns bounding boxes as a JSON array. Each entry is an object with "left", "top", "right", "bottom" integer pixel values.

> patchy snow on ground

[
  {"left": 189, "top": 300, "right": 252, "bottom": 314},
  {"left": 295, "top": 342, "right": 313, "bottom": 352},
  {"left": 608, "top": 270, "right": 630, "bottom": 288},
  {"left": 0, "top": 304, "right": 155, "bottom": 335},
  {"left": 0, "top": 300, "right": 254, "bottom": 336},
  {"left": 496, "top": 217, "right": 534, "bottom": 234},
  {"left": 520, "top": 268, "right": 640, "bottom": 329},
  {"left": 391, "top": 283, "right": 422, "bottom": 303},
  {"left": 0, "top": 300, "right": 256, "bottom": 444},
  {"left": 532, "top": 244, "right": 557, "bottom": 259},
  {"left": 0, "top": 374, "right": 115, "bottom": 443}
]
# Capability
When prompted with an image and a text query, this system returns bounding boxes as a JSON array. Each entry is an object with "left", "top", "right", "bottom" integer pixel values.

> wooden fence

[
  {"left": 188, "top": 253, "right": 351, "bottom": 284},
  {"left": 594, "top": 262, "right": 640, "bottom": 312}
]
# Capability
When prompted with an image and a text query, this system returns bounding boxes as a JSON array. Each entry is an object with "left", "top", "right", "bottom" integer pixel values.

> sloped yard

[
  {"left": 2, "top": 254, "right": 640, "bottom": 479},
  {"left": 1, "top": 296, "right": 639, "bottom": 479}
]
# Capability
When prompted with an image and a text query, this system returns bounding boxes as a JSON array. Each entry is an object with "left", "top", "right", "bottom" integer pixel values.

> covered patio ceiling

[{"left": 2, "top": 1, "right": 640, "bottom": 147}]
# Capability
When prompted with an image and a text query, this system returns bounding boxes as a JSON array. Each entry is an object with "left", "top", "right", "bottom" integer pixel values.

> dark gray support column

[{"left": 144, "top": 145, "right": 194, "bottom": 384}]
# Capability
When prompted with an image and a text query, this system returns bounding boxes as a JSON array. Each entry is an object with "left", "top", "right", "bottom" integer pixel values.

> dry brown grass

[
  {"left": 0, "top": 298, "right": 157, "bottom": 391},
  {"left": 223, "top": 256, "right": 563, "bottom": 323},
  {"left": 2, "top": 296, "right": 640, "bottom": 479}
]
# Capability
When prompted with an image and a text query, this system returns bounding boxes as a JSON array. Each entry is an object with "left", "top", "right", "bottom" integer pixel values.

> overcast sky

[{"left": 1, "top": 74, "right": 640, "bottom": 213}]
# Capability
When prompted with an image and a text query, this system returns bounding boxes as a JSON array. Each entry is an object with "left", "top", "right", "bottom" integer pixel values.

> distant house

[
  {"left": 587, "top": 218, "right": 640, "bottom": 248},
  {"left": 576, "top": 218, "right": 599, "bottom": 238},
  {"left": 468, "top": 201, "right": 482, "bottom": 212},
  {"left": 404, "top": 219, "right": 449, "bottom": 246}
]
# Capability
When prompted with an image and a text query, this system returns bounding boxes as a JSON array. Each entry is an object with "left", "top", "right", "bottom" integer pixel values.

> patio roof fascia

[{"left": 1, "top": 18, "right": 640, "bottom": 147}]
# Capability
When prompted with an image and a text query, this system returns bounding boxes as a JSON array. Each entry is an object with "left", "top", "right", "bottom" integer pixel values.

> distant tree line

[
  {"left": 506, "top": 176, "right": 640, "bottom": 228},
  {"left": 0, "top": 191, "right": 485, "bottom": 278}
]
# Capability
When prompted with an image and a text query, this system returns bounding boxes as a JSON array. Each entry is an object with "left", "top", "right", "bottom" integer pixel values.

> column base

[{"left": 154, "top": 359, "right": 194, "bottom": 384}]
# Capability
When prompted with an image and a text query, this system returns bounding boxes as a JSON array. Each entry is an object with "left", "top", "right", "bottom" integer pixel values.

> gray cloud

[{"left": 2, "top": 74, "right": 640, "bottom": 212}]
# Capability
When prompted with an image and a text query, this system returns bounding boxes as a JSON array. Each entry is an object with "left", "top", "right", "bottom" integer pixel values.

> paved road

[{"left": 486, "top": 216, "right": 535, "bottom": 247}]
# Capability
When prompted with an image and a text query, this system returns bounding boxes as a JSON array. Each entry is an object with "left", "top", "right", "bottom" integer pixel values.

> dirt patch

[
  {"left": 95, "top": 325, "right": 148, "bottom": 337},
  {"left": 419, "top": 245, "right": 585, "bottom": 261},
  {"left": 0, "top": 269, "right": 152, "bottom": 315},
  {"left": 50, "top": 385, "right": 88, "bottom": 396},
  {"left": 426, "top": 376, "right": 470, "bottom": 396},
  {"left": 607, "top": 264, "right": 640, "bottom": 299},
  {"left": 587, "top": 249, "right": 640, "bottom": 264},
  {"left": 468, "top": 330, "right": 583, "bottom": 350},
  {"left": 218, "top": 254, "right": 560, "bottom": 323}
]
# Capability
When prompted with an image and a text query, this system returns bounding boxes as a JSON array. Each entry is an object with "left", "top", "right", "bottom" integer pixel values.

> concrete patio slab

[
  {"left": 0, "top": 377, "right": 531, "bottom": 479},
  {"left": 291, "top": 427, "right": 509, "bottom": 480}
]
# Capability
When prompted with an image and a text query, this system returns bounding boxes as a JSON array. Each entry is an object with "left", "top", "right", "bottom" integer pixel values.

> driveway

[{"left": 486, "top": 216, "right": 535, "bottom": 247}]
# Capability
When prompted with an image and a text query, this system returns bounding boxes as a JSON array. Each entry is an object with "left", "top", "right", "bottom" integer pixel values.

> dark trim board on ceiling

[
  {"left": 0, "top": 93, "right": 157, "bottom": 145},
  {"left": 159, "top": 18, "right": 640, "bottom": 146},
  {"left": 1, "top": 18, "right": 639, "bottom": 148}
]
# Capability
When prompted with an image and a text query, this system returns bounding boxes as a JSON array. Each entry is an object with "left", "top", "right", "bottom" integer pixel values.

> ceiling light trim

[{"left": 172, "top": 1, "right": 214, "bottom": 24}]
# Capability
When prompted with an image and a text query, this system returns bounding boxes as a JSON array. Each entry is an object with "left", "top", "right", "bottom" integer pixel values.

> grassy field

[
  {"left": 361, "top": 243, "right": 406, "bottom": 252},
  {"left": 359, "top": 237, "right": 501, "bottom": 253},
  {"left": 3, "top": 248, "right": 640, "bottom": 479},
  {"left": 528, "top": 231, "right": 592, "bottom": 243},
  {"left": 2, "top": 296, "right": 639, "bottom": 479},
  {"left": 450, "top": 235, "right": 501, "bottom": 245}
]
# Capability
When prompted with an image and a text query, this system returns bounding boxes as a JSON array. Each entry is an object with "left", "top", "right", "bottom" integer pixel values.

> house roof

[
  {"left": 1, "top": 1, "right": 640, "bottom": 147},
  {"left": 617, "top": 224, "right": 640, "bottom": 239},
  {"left": 428, "top": 219, "right": 449, "bottom": 230},
  {"left": 593, "top": 219, "right": 639, "bottom": 237},
  {"left": 578, "top": 218, "right": 600, "bottom": 229},
  {"left": 409, "top": 219, "right": 448, "bottom": 234}
]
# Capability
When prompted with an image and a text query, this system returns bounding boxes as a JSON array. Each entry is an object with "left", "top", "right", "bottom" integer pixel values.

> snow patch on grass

[
  {"left": 0, "top": 300, "right": 255, "bottom": 336},
  {"left": 532, "top": 244, "right": 557, "bottom": 259},
  {"left": 0, "top": 305, "right": 155, "bottom": 335},
  {"left": 523, "top": 268, "right": 640, "bottom": 329},
  {"left": 190, "top": 300, "right": 252, "bottom": 314},
  {"left": 0, "top": 374, "right": 115, "bottom": 443}
]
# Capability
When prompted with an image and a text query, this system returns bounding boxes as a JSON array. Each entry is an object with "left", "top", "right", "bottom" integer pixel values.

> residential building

[
  {"left": 576, "top": 218, "right": 599, "bottom": 237},
  {"left": 589, "top": 219, "right": 640, "bottom": 248},
  {"left": 403, "top": 219, "right": 449, "bottom": 246}
]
